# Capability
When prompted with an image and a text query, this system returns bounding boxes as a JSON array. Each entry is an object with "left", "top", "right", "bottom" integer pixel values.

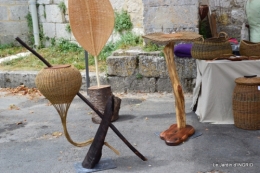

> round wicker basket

[
  {"left": 239, "top": 40, "right": 260, "bottom": 57},
  {"left": 35, "top": 65, "right": 82, "bottom": 104},
  {"left": 233, "top": 76, "right": 260, "bottom": 130}
]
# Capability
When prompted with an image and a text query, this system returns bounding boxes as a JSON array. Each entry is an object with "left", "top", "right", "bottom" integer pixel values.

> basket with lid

[{"left": 232, "top": 76, "right": 260, "bottom": 130}]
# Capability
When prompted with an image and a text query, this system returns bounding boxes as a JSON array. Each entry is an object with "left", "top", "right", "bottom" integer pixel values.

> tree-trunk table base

[
  {"left": 160, "top": 124, "right": 195, "bottom": 146},
  {"left": 87, "top": 85, "right": 121, "bottom": 124}
]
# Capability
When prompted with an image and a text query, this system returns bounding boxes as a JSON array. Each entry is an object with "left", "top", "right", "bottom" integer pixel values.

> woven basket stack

[{"left": 233, "top": 76, "right": 260, "bottom": 130}]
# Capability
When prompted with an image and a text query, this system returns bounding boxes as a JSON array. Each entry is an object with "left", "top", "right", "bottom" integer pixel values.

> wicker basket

[
  {"left": 35, "top": 65, "right": 82, "bottom": 104},
  {"left": 191, "top": 32, "right": 232, "bottom": 60},
  {"left": 239, "top": 40, "right": 260, "bottom": 57},
  {"left": 233, "top": 76, "right": 260, "bottom": 130}
]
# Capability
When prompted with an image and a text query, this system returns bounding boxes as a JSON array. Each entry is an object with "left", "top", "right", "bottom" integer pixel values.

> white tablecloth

[{"left": 191, "top": 59, "right": 260, "bottom": 124}]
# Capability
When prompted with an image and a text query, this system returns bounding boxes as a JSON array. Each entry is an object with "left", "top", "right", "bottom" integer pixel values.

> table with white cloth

[{"left": 192, "top": 59, "right": 260, "bottom": 124}]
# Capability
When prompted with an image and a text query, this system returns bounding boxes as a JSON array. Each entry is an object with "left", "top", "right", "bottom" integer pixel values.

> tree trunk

[{"left": 88, "top": 85, "right": 121, "bottom": 124}]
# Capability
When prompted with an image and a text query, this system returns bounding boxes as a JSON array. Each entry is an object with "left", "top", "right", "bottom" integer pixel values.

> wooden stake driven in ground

[
  {"left": 143, "top": 32, "right": 201, "bottom": 146},
  {"left": 68, "top": 0, "right": 115, "bottom": 87}
]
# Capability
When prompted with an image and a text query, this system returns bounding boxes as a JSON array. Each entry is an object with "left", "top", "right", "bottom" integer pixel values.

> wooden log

[
  {"left": 88, "top": 85, "right": 121, "bottom": 123},
  {"left": 163, "top": 42, "right": 186, "bottom": 128},
  {"left": 82, "top": 96, "right": 114, "bottom": 168}
]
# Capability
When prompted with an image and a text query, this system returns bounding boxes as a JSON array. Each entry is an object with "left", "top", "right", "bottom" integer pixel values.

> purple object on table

[{"left": 174, "top": 43, "right": 193, "bottom": 58}]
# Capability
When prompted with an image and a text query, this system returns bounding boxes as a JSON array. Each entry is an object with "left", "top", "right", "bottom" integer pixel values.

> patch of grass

[
  {"left": 0, "top": 44, "right": 26, "bottom": 58},
  {"left": 0, "top": 39, "right": 105, "bottom": 71},
  {"left": 116, "top": 31, "right": 143, "bottom": 49},
  {"left": 143, "top": 42, "right": 162, "bottom": 52}
]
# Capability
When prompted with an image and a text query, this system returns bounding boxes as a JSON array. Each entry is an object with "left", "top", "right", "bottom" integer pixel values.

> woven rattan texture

[
  {"left": 68, "top": 0, "right": 114, "bottom": 56},
  {"left": 235, "top": 77, "right": 260, "bottom": 85},
  {"left": 142, "top": 32, "right": 202, "bottom": 45},
  {"left": 35, "top": 65, "right": 82, "bottom": 104},
  {"left": 191, "top": 33, "right": 232, "bottom": 60},
  {"left": 240, "top": 40, "right": 260, "bottom": 57},
  {"left": 233, "top": 82, "right": 260, "bottom": 130}
]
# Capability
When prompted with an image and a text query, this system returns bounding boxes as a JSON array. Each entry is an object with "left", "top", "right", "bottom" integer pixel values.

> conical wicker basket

[
  {"left": 191, "top": 32, "right": 232, "bottom": 60},
  {"left": 239, "top": 40, "right": 260, "bottom": 57},
  {"left": 35, "top": 65, "right": 82, "bottom": 104},
  {"left": 233, "top": 77, "right": 260, "bottom": 130}
]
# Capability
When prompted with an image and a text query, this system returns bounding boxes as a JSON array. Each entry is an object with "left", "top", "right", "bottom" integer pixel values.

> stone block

[
  {"left": 16, "top": 0, "right": 29, "bottom": 5},
  {"left": 37, "top": 0, "right": 53, "bottom": 5},
  {"left": 106, "top": 56, "right": 137, "bottom": 77},
  {"left": 109, "top": 0, "right": 125, "bottom": 11},
  {"left": 56, "top": 23, "right": 71, "bottom": 40},
  {"left": 25, "top": 72, "right": 37, "bottom": 88},
  {"left": 143, "top": 1, "right": 198, "bottom": 34},
  {"left": 100, "top": 76, "right": 126, "bottom": 93},
  {"left": 9, "top": 5, "right": 29, "bottom": 21},
  {"left": 53, "top": 0, "right": 63, "bottom": 4},
  {"left": 86, "top": 74, "right": 125, "bottom": 92},
  {"left": 0, "top": 71, "right": 6, "bottom": 88},
  {"left": 231, "top": 8, "right": 245, "bottom": 25},
  {"left": 125, "top": 76, "right": 156, "bottom": 93},
  {"left": 0, "top": 6, "right": 8, "bottom": 21},
  {"left": 42, "top": 22, "right": 56, "bottom": 38},
  {"left": 4, "top": 72, "right": 27, "bottom": 88},
  {"left": 156, "top": 78, "right": 172, "bottom": 93},
  {"left": 0, "top": 21, "right": 28, "bottom": 35},
  {"left": 174, "top": 57, "right": 196, "bottom": 78},
  {"left": 0, "top": 0, "right": 16, "bottom": 5},
  {"left": 0, "top": 35, "right": 15, "bottom": 45},
  {"left": 45, "top": 5, "right": 64, "bottom": 23},
  {"left": 138, "top": 55, "right": 168, "bottom": 78},
  {"left": 38, "top": 4, "right": 47, "bottom": 23}
]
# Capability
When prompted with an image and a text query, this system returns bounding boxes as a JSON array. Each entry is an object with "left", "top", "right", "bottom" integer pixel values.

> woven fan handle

[{"left": 218, "top": 32, "right": 229, "bottom": 39}]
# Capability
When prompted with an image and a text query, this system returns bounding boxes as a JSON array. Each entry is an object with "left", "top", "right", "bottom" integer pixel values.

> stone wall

[
  {"left": 0, "top": 0, "right": 29, "bottom": 45},
  {"left": 0, "top": 50, "right": 197, "bottom": 93},
  {"left": 104, "top": 50, "right": 197, "bottom": 93},
  {"left": 143, "top": 0, "right": 199, "bottom": 33},
  {"left": 200, "top": 0, "right": 247, "bottom": 39},
  {"left": 0, "top": 0, "right": 249, "bottom": 46}
]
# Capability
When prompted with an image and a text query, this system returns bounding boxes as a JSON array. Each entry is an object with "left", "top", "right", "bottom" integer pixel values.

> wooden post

[
  {"left": 160, "top": 42, "right": 195, "bottom": 146},
  {"left": 163, "top": 42, "right": 186, "bottom": 128}
]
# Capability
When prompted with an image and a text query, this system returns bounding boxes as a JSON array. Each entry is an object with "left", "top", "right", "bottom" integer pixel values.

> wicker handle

[
  {"left": 198, "top": 36, "right": 205, "bottom": 42},
  {"left": 218, "top": 32, "right": 229, "bottom": 39}
]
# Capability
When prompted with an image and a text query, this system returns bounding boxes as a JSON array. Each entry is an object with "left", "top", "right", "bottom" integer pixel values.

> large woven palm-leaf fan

[{"left": 68, "top": 0, "right": 115, "bottom": 87}]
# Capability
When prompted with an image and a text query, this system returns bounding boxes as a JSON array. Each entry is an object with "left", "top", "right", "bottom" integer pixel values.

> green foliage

[
  {"left": 0, "top": 43, "right": 14, "bottom": 50},
  {"left": 54, "top": 39, "right": 83, "bottom": 53},
  {"left": 199, "top": 20, "right": 211, "bottom": 39},
  {"left": 115, "top": 10, "right": 133, "bottom": 33},
  {"left": 136, "top": 73, "right": 143, "bottom": 79},
  {"left": 89, "top": 32, "right": 142, "bottom": 60},
  {"left": 25, "top": 13, "right": 34, "bottom": 45},
  {"left": 143, "top": 42, "right": 162, "bottom": 52},
  {"left": 58, "top": 1, "right": 66, "bottom": 14},
  {"left": 116, "top": 31, "right": 142, "bottom": 49},
  {"left": 39, "top": 24, "right": 45, "bottom": 48},
  {"left": 51, "top": 38, "right": 56, "bottom": 47},
  {"left": 0, "top": 43, "right": 24, "bottom": 58},
  {"left": 25, "top": 13, "right": 45, "bottom": 48},
  {"left": 43, "top": 4, "right": 46, "bottom": 19},
  {"left": 66, "top": 24, "right": 71, "bottom": 33}
]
